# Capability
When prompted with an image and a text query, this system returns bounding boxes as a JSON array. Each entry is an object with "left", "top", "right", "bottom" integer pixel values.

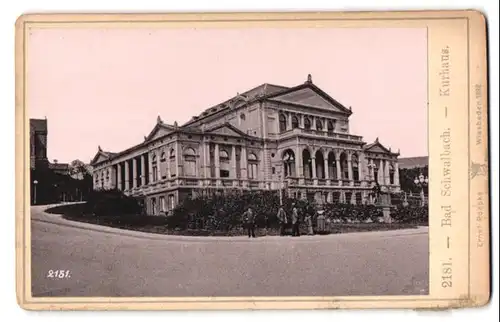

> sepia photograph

[
  {"left": 16, "top": 10, "right": 489, "bottom": 310},
  {"left": 28, "top": 23, "right": 429, "bottom": 298}
]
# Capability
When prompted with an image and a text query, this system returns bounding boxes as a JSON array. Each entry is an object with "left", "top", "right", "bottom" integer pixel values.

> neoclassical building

[{"left": 91, "top": 75, "right": 401, "bottom": 215}]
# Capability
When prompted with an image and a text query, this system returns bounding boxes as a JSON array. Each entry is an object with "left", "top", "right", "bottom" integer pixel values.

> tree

[
  {"left": 69, "top": 159, "right": 91, "bottom": 180},
  {"left": 68, "top": 159, "right": 93, "bottom": 201}
]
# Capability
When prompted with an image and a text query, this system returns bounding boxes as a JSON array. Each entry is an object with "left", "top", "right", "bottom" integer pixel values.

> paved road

[{"left": 31, "top": 206, "right": 429, "bottom": 297}]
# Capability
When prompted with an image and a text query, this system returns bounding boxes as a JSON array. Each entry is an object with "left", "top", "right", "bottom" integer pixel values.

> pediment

[
  {"left": 269, "top": 87, "right": 350, "bottom": 114},
  {"left": 90, "top": 152, "right": 110, "bottom": 165},
  {"left": 145, "top": 124, "right": 174, "bottom": 142},
  {"left": 364, "top": 141, "right": 392, "bottom": 154},
  {"left": 206, "top": 124, "right": 245, "bottom": 137}
]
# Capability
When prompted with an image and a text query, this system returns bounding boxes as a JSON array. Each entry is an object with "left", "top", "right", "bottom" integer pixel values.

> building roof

[
  {"left": 398, "top": 156, "right": 428, "bottom": 169},
  {"left": 49, "top": 162, "right": 70, "bottom": 173},
  {"left": 30, "top": 118, "right": 47, "bottom": 132},
  {"left": 183, "top": 83, "right": 289, "bottom": 127},
  {"left": 183, "top": 75, "right": 351, "bottom": 127}
]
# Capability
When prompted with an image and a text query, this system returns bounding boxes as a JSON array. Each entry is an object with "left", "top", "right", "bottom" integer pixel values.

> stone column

[
  {"left": 295, "top": 145, "right": 303, "bottom": 178},
  {"left": 140, "top": 154, "right": 146, "bottom": 186},
  {"left": 335, "top": 151, "right": 342, "bottom": 183},
  {"left": 300, "top": 114, "right": 304, "bottom": 128},
  {"left": 311, "top": 156, "right": 317, "bottom": 178},
  {"left": 323, "top": 155, "right": 329, "bottom": 180},
  {"left": 117, "top": 163, "right": 122, "bottom": 190},
  {"left": 358, "top": 154, "right": 365, "bottom": 182},
  {"left": 323, "top": 118, "right": 328, "bottom": 132},
  {"left": 384, "top": 160, "right": 391, "bottom": 185},
  {"left": 157, "top": 155, "right": 162, "bottom": 181},
  {"left": 394, "top": 162, "right": 400, "bottom": 186},
  {"left": 203, "top": 141, "right": 210, "bottom": 179},
  {"left": 347, "top": 154, "right": 353, "bottom": 183},
  {"left": 132, "top": 158, "right": 138, "bottom": 188},
  {"left": 175, "top": 142, "right": 180, "bottom": 177},
  {"left": 231, "top": 145, "right": 237, "bottom": 179},
  {"left": 214, "top": 143, "right": 220, "bottom": 179},
  {"left": 166, "top": 150, "right": 171, "bottom": 179},
  {"left": 378, "top": 159, "right": 384, "bottom": 185},
  {"left": 312, "top": 117, "right": 317, "bottom": 131},
  {"left": 241, "top": 145, "right": 248, "bottom": 180},
  {"left": 148, "top": 152, "right": 153, "bottom": 182},
  {"left": 124, "top": 160, "right": 130, "bottom": 190},
  {"left": 287, "top": 113, "right": 292, "bottom": 130}
]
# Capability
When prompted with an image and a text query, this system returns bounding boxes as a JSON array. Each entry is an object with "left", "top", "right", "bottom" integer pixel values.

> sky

[{"left": 27, "top": 27, "right": 427, "bottom": 164}]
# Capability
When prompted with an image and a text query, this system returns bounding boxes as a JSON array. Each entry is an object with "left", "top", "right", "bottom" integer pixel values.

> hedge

[{"left": 166, "top": 190, "right": 428, "bottom": 230}]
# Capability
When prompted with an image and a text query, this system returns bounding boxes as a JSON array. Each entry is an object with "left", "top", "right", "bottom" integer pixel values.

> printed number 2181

[{"left": 47, "top": 270, "right": 71, "bottom": 279}]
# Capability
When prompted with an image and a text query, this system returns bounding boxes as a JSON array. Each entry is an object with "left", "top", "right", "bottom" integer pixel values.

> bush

[
  {"left": 391, "top": 205, "right": 428, "bottom": 225},
  {"left": 167, "top": 190, "right": 429, "bottom": 231},
  {"left": 84, "top": 189, "right": 143, "bottom": 217}
]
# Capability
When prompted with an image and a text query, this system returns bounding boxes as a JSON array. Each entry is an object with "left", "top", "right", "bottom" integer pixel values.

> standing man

[
  {"left": 277, "top": 206, "right": 288, "bottom": 236},
  {"left": 243, "top": 207, "right": 256, "bottom": 238},
  {"left": 291, "top": 203, "right": 300, "bottom": 237}
]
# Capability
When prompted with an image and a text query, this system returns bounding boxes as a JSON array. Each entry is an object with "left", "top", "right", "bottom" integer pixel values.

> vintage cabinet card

[{"left": 15, "top": 10, "right": 490, "bottom": 310}]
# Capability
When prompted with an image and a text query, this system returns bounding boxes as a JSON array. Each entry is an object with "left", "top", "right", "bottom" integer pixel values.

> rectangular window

[
  {"left": 152, "top": 166, "right": 158, "bottom": 181},
  {"left": 248, "top": 164, "right": 257, "bottom": 179},
  {"left": 185, "top": 160, "right": 196, "bottom": 177},
  {"left": 168, "top": 194, "right": 175, "bottom": 210},
  {"left": 159, "top": 196, "right": 166, "bottom": 212},
  {"left": 151, "top": 198, "right": 157, "bottom": 215},
  {"left": 169, "top": 159, "right": 176, "bottom": 177},
  {"left": 220, "top": 169, "right": 230, "bottom": 178}
]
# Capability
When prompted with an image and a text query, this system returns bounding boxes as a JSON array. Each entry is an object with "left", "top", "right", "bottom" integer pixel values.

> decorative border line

[{"left": 18, "top": 14, "right": 472, "bottom": 307}]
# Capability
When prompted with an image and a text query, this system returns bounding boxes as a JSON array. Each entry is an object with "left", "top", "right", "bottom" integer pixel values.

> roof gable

[
  {"left": 363, "top": 139, "right": 395, "bottom": 155},
  {"left": 205, "top": 123, "right": 248, "bottom": 138},
  {"left": 266, "top": 83, "right": 352, "bottom": 114},
  {"left": 91, "top": 151, "right": 110, "bottom": 165},
  {"left": 145, "top": 122, "right": 175, "bottom": 142}
]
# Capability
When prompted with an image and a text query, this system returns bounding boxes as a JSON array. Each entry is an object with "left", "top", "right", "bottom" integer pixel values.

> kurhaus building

[{"left": 91, "top": 75, "right": 401, "bottom": 215}]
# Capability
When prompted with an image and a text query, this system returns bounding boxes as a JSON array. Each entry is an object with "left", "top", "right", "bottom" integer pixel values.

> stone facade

[{"left": 91, "top": 75, "right": 401, "bottom": 215}]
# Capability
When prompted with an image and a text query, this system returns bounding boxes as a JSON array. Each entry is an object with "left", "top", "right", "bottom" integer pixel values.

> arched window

[
  {"left": 169, "top": 149, "right": 176, "bottom": 177},
  {"left": 151, "top": 153, "right": 158, "bottom": 181},
  {"left": 304, "top": 117, "right": 311, "bottom": 130},
  {"left": 389, "top": 163, "right": 395, "bottom": 184},
  {"left": 352, "top": 154, "right": 359, "bottom": 181},
  {"left": 292, "top": 115, "right": 299, "bottom": 129},
  {"left": 160, "top": 151, "right": 166, "bottom": 162},
  {"left": 248, "top": 153, "right": 258, "bottom": 179},
  {"left": 327, "top": 120, "right": 335, "bottom": 133},
  {"left": 316, "top": 119, "right": 323, "bottom": 131},
  {"left": 282, "top": 149, "right": 296, "bottom": 177},
  {"left": 340, "top": 152, "right": 349, "bottom": 180},
  {"left": 240, "top": 113, "right": 246, "bottom": 121},
  {"left": 183, "top": 148, "right": 197, "bottom": 177},
  {"left": 220, "top": 150, "right": 230, "bottom": 178},
  {"left": 279, "top": 113, "right": 287, "bottom": 133}
]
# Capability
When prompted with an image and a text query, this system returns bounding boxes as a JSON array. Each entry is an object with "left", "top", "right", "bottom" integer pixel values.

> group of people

[{"left": 241, "top": 203, "right": 329, "bottom": 238}]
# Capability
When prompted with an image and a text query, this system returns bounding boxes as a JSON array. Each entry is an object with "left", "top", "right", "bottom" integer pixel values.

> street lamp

[
  {"left": 413, "top": 173, "right": 429, "bottom": 206},
  {"left": 33, "top": 180, "right": 38, "bottom": 205}
]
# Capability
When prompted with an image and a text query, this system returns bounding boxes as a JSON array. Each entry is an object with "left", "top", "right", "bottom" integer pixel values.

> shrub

[
  {"left": 84, "top": 189, "right": 143, "bottom": 217},
  {"left": 391, "top": 205, "right": 428, "bottom": 224}
]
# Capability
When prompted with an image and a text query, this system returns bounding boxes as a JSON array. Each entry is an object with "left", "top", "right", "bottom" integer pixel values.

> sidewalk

[{"left": 31, "top": 204, "right": 429, "bottom": 242}]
